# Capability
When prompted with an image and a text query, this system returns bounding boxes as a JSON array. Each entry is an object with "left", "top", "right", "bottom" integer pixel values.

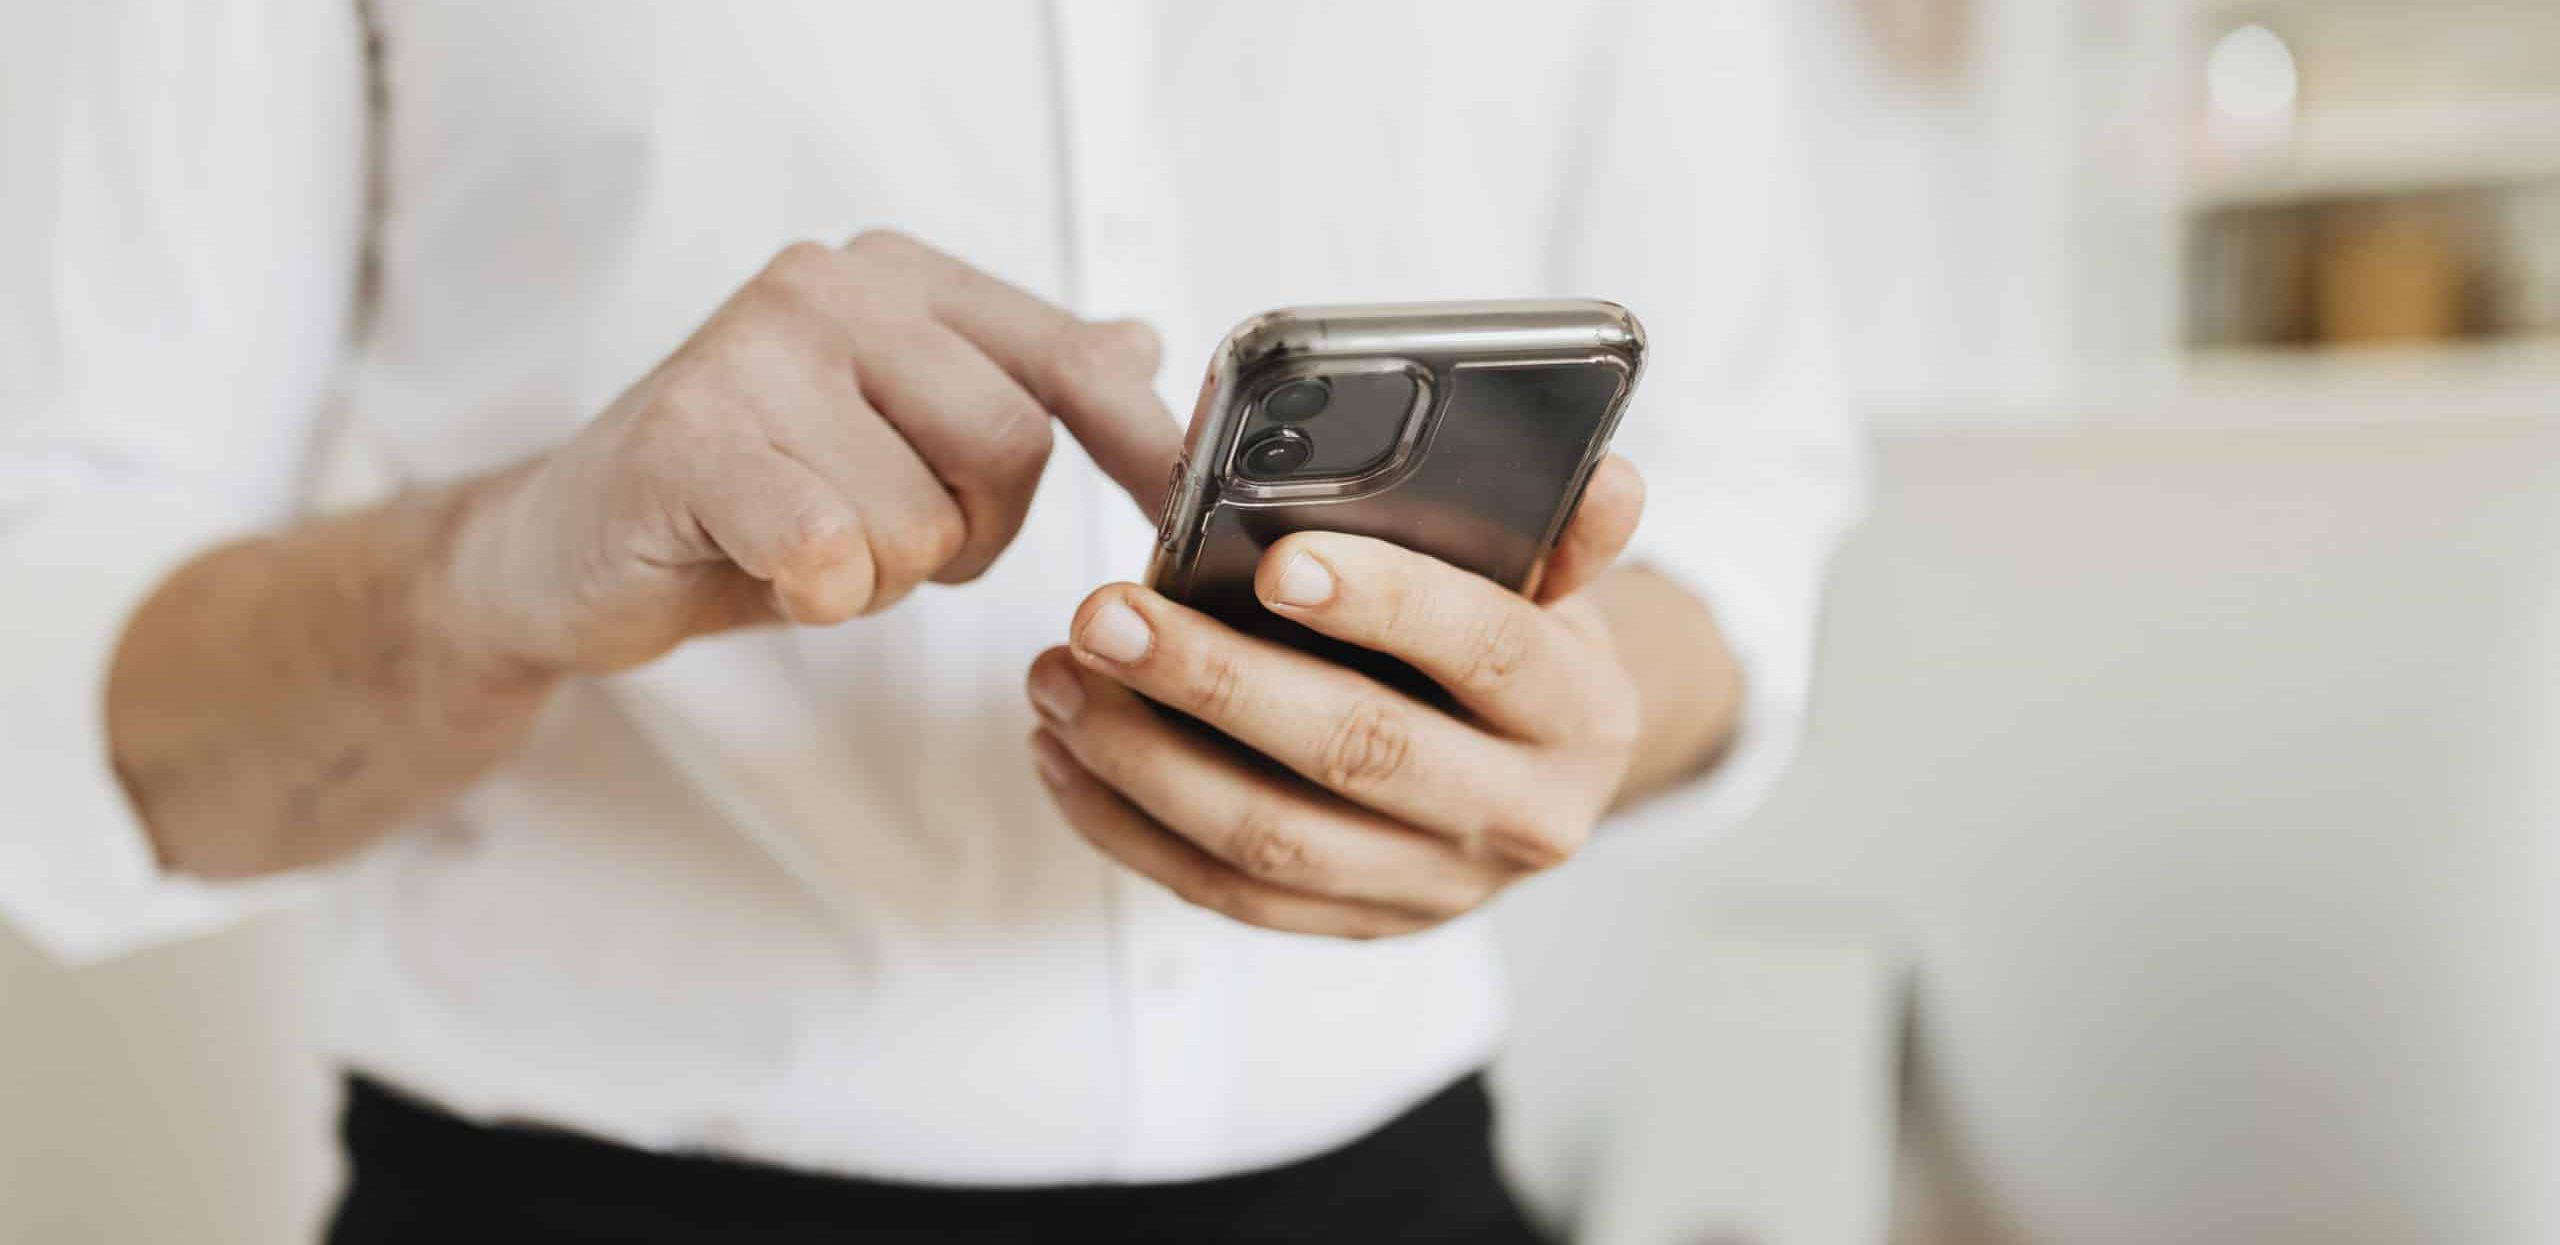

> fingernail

[
  {"left": 1077, "top": 599, "right": 1153, "bottom": 665},
  {"left": 1028, "top": 663, "right": 1085, "bottom": 723},
  {"left": 1270, "top": 552, "right": 1335, "bottom": 609},
  {"left": 1030, "top": 732, "right": 1074, "bottom": 787}
]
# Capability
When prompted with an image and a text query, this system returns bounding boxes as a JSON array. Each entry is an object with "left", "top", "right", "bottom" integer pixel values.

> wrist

[
  {"left": 1590, "top": 565, "right": 1743, "bottom": 806},
  {"left": 413, "top": 465, "right": 564, "bottom": 724}
]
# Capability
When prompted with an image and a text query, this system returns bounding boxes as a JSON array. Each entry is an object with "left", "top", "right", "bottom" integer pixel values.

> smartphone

[{"left": 1147, "top": 299, "right": 1644, "bottom": 696}]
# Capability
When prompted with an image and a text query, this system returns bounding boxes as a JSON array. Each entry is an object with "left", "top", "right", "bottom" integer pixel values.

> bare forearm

[
  {"left": 106, "top": 470, "right": 555, "bottom": 879},
  {"left": 1590, "top": 564, "right": 1744, "bottom": 806},
  {"left": 102, "top": 236, "right": 1180, "bottom": 881}
]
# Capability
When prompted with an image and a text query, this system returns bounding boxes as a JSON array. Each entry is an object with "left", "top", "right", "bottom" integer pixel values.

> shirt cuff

[
  {"left": 0, "top": 488, "right": 307, "bottom": 965},
  {"left": 1599, "top": 475, "right": 1852, "bottom": 854}
]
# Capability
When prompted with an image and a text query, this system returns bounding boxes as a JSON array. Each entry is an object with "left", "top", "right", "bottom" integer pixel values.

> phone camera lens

[
  {"left": 1262, "top": 377, "right": 1331, "bottom": 422},
  {"left": 1238, "top": 427, "right": 1314, "bottom": 480}
]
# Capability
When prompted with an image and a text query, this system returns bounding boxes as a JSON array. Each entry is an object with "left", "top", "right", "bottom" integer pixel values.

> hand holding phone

[
  {"left": 1024, "top": 301, "right": 1652, "bottom": 939},
  {"left": 1147, "top": 300, "right": 1642, "bottom": 696}
]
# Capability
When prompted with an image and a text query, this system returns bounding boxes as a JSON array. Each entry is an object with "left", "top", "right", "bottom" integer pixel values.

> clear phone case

[{"left": 1147, "top": 299, "right": 1645, "bottom": 695}]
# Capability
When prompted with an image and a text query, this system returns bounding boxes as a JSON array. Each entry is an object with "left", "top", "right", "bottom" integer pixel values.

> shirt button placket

[{"left": 1051, "top": 0, "right": 1217, "bottom": 1178}]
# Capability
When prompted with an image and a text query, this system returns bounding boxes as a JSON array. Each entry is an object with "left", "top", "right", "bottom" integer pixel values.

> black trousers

[{"left": 326, "top": 1074, "right": 1546, "bottom": 1244}]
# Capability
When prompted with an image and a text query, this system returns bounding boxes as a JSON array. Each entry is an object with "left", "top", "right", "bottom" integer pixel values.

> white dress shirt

[{"left": 0, "top": 1, "right": 1867, "bottom": 1184}]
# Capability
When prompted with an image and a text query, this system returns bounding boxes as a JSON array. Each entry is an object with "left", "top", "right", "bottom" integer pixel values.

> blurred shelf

[
  {"left": 2161, "top": 337, "right": 2560, "bottom": 425},
  {"left": 1865, "top": 338, "right": 2560, "bottom": 435},
  {"left": 2187, "top": 96, "right": 2560, "bottom": 209}
]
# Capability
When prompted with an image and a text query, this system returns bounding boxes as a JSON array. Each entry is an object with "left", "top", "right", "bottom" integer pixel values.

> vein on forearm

[{"left": 107, "top": 477, "right": 550, "bottom": 879}]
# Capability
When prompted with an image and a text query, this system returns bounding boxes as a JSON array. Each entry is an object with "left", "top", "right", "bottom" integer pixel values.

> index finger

[
  {"left": 1535, "top": 455, "right": 1646, "bottom": 604},
  {"left": 847, "top": 231, "right": 1181, "bottom": 515},
  {"left": 1253, "top": 532, "right": 1607, "bottom": 743}
]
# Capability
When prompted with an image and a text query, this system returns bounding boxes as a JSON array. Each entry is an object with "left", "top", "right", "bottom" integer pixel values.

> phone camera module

[
  {"left": 1261, "top": 377, "right": 1332, "bottom": 422},
  {"left": 1238, "top": 427, "right": 1314, "bottom": 480}
]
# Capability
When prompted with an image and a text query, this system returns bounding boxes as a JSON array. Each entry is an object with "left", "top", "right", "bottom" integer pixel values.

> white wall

[
  {"left": 1503, "top": 421, "right": 2560, "bottom": 1244},
  {"left": 1830, "top": 425, "right": 2560, "bottom": 1245},
  {"left": 1790, "top": 0, "right": 2183, "bottom": 429}
]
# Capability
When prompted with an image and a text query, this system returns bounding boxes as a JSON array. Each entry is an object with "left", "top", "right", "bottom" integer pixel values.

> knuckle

[
  {"left": 842, "top": 227, "right": 917, "bottom": 263},
  {"left": 1442, "top": 876, "right": 1503, "bottom": 919},
  {"left": 1182, "top": 646, "right": 1248, "bottom": 719},
  {"left": 1318, "top": 698, "right": 1414, "bottom": 793},
  {"left": 755, "top": 240, "right": 841, "bottom": 306},
  {"left": 1115, "top": 320, "right": 1163, "bottom": 372},
  {"left": 1454, "top": 607, "right": 1536, "bottom": 698},
  {"left": 1057, "top": 733, "right": 1123, "bottom": 793},
  {"left": 1172, "top": 865, "right": 1251, "bottom": 923},
  {"left": 1041, "top": 325, "right": 1124, "bottom": 400},
  {"left": 565, "top": 531, "right": 632, "bottom": 614},
  {"left": 1374, "top": 571, "right": 1447, "bottom": 660},
  {"left": 923, "top": 505, "right": 969, "bottom": 567},
  {"left": 780, "top": 506, "right": 860, "bottom": 573},
  {"left": 1213, "top": 886, "right": 1278, "bottom": 930},
  {"left": 779, "top": 574, "right": 866, "bottom": 626},
  {"left": 1549, "top": 592, "right": 1612, "bottom": 641},
  {"left": 873, "top": 506, "right": 968, "bottom": 583},
  {"left": 1589, "top": 685, "right": 1644, "bottom": 753},
  {"left": 1487, "top": 810, "right": 1585, "bottom": 873},
  {"left": 1374, "top": 570, "right": 1421, "bottom": 638},
  {"left": 786, "top": 587, "right": 865, "bottom": 627},
  {"left": 620, "top": 401, "right": 724, "bottom": 481},
  {"left": 650, "top": 361, "right": 717, "bottom": 414},
  {"left": 1227, "top": 804, "right": 1319, "bottom": 886},
  {"left": 930, "top": 551, "right": 998, "bottom": 587},
  {"left": 683, "top": 321, "right": 766, "bottom": 375},
  {"left": 975, "top": 400, "right": 1056, "bottom": 477}
]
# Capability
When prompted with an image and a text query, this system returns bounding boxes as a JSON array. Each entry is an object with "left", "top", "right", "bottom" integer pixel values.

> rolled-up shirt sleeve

[
  {"left": 1554, "top": 1, "right": 1873, "bottom": 849},
  {"left": 0, "top": 0, "right": 369, "bottom": 963}
]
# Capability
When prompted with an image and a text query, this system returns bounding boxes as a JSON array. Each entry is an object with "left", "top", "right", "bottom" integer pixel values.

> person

[{"left": 0, "top": 2, "right": 1866, "bottom": 1240}]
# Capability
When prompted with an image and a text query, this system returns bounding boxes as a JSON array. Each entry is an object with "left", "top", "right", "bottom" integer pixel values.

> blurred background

[{"left": 6, "top": 1, "right": 2558, "bottom": 1241}]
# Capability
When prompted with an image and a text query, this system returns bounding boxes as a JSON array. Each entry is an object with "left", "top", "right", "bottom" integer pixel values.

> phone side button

[{"left": 1155, "top": 457, "right": 1190, "bottom": 550}]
